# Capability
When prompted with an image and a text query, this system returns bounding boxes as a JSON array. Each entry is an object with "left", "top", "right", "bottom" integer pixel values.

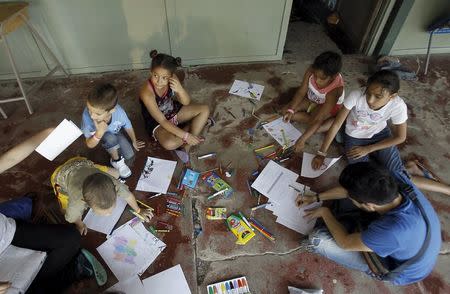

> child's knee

[
  {"left": 160, "top": 138, "right": 180, "bottom": 151},
  {"left": 200, "top": 104, "right": 210, "bottom": 116}
]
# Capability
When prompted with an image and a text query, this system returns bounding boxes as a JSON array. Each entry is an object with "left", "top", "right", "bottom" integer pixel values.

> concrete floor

[{"left": 1, "top": 21, "right": 450, "bottom": 294}]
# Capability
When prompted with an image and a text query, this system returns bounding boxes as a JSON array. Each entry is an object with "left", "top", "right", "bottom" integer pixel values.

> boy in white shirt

[{"left": 312, "top": 70, "right": 407, "bottom": 172}]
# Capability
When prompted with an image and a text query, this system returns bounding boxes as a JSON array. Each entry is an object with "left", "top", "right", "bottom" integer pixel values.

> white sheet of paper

[
  {"left": 142, "top": 264, "right": 191, "bottom": 294},
  {"left": 262, "top": 117, "right": 302, "bottom": 148},
  {"left": 35, "top": 119, "right": 82, "bottom": 161},
  {"left": 274, "top": 201, "right": 322, "bottom": 235},
  {"left": 0, "top": 245, "right": 47, "bottom": 294},
  {"left": 251, "top": 160, "right": 298, "bottom": 204},
  {"left": 229, "top": 80, "right": 264, "bottom": 100},
  {"left": 105, "top": 275, "right": 145, "bottom": 294},
  {"left": 301, "top": 152, "right": 341, "bottom": 178},
  {"left": 97, "top": 224, "right": 163, "bottom": 281},
  {"left": 83, "top": 197, "right": 127, "bottom": 235},
  {"left": 135, "top": 157, "right": 177, "bottom": 193}
]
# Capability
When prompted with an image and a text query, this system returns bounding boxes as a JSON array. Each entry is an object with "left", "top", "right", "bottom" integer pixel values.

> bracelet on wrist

[
  {"left": 287, "top": 108, "right": 295, "bottom": 114},
  {"left": 316, "top": 150, "right": 327, "bottom": 157},
  {"left": 93, "top": 133, "right": 101, "bottom": 141}
]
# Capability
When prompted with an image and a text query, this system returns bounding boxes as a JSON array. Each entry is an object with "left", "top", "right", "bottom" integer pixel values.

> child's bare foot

[{"left": 405, "top": 160, "right": 425, "bottom": 177}]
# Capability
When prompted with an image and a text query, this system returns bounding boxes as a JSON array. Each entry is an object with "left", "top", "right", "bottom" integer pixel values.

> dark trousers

[{"left": 12, "top": 221, "right": 81, "bottom": 293}]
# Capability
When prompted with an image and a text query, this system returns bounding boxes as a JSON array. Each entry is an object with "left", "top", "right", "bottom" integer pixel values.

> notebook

[
  {"left": 0, "top": 245, "right": 47, "bottom": 294},
  {"left": 35, "top": 119, "right": 82, "bottom": 161}
]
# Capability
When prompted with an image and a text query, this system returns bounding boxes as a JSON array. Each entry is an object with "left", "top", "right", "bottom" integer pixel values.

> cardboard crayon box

[{"left": 207, "top": 276, "right": 251, "bottom": 294}]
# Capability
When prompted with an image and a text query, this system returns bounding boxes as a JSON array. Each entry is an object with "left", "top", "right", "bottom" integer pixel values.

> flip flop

[
  {"left": 80, "top": 248, "right": 107, "bottom": 286},
  {"left": 413, "top": 160, "right": 440, "bottom": 182}
]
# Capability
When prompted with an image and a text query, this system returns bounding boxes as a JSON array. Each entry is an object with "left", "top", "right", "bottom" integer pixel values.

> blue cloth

[
  {"left": 361, "top": 171, "right": 441, "bottom": 285},
  {"left": 344, "top": 126, "right": 404, "bottom": 173},
  {"left": 0, "top": 197, "right": 32, "bottom": 220},
  {"left": 81, "top": 104, "right": 132, "bottom": 138}
]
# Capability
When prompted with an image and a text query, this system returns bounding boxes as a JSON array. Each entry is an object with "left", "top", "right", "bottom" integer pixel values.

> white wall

[
  {"left": 0, "top": 0, "right": 292, "bottom": 80},
  {"left": 390, "top": 0, "right": 450, "bottom": 55}
]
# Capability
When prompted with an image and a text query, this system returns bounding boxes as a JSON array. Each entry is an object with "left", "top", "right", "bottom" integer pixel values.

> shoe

[
  {"left": 110, "top": 156, "right": 132, "bottom": 178},
  {"left": 78, "top": 249, "right": 108, "bottom": 286}
]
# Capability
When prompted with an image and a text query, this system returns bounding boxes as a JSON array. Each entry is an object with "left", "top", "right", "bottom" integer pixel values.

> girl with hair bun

[{"left": 140, "top": 50, "right": 210, "bottom": 162}]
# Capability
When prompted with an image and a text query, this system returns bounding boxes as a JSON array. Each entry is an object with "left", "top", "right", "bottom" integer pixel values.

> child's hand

[
  {"left": 169, "top": 76, "right": 183, "bottom": 93},
  {"left": 140, "top": 209, "right": 154, "bottom": 222},
  {"left": 76, "top": 222, "right": 88, "bottom": 236},
  {"left": 283, "top": 112, "right": 294, "bottom": 123},
  {"left": 312, "top": 155, "right": 325, "bottom": 170},
  {"left": 133, "top": 140, "right": 146, "bottom": 151},
  {"left": 294, "top": 139, "right": 305, "bottom": 153},
  {"left": 0, "top": 282, "right": 11, "bottom": 294},
  {"left": 295, "top": 193, "right": 316, "bottom": 207},
  {"left": 94, "top": 120, "right": 108, "bottom": 136},
  {"left": 347, "top": 146, "right": 372, "bottom": 160},
  {"left": 185, "top": 133, "right": 203, "bottom": 146},
  {"left": 304, "top": 207, "right": 329, "bottom": 220}
]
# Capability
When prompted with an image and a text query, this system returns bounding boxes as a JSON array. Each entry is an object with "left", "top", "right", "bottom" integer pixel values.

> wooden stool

[{"left": 0, "top": 2, "right": 68, "bottom": 119}]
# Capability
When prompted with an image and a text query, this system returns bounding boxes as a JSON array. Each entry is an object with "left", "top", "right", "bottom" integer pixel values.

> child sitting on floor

[
  {"left": 283, "top": 51, "right": 345, "bottom": 153},
  {"left": 312, "top": 70, "right": 407, "bottom": 173},
  {"left": 81, "top": 83, "right": 145, "bottom": 178},
  {"left": 51, "top": 157, "right": 153, "bottom": 235},
  {"left": 139, "top": 50, "right": 210, "bottom": 162}
]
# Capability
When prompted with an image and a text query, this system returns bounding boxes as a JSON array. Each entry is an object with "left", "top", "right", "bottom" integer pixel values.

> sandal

[{"left": 80, "top": 248, "right": 107, "bottom": 286}]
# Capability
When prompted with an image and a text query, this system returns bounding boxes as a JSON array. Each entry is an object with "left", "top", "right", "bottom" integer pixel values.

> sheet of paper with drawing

[
  {"left": 301, "top": 152, "right": 341, "bottom": 178},
  {"left": 262, "top": 117, "right": 302, "bottom": 148},
  {"left": 142, "top": 264, "right": 192, "bottom": 294},
  {"left": 229, "top": 80, "right": 264, "bottom": 100},
  {"left": 83, "top": 197, "right": 127, "bottom": 235},
  {"left": 35, "top": 119, "right": 82, "bottom": 161},
  {"left": 97, "top": 222, "right": 166, "bottom": 281},
  {"left": 135, "top": 157, "right": 177, "bottom": 193}
]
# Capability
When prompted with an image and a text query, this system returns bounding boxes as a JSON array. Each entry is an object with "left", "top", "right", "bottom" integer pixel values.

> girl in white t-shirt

[
  {"left": 283, "top": 51, "right": 345, "bottom": 152},
  {"left": 313, "top": 70, "right": 407, "bottom": 171},
  {"left": 311, "top": 70, "right": 450, "bottom": 196}
]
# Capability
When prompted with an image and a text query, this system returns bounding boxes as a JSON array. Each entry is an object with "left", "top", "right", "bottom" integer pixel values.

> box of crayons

[{"left": 207, "top": 276, "right": 250, "bottom": 294}]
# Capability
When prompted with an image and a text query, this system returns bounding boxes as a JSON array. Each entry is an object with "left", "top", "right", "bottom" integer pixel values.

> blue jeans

[
  {"left": 344, "top": 127, "right": 404, "bottom": 173},
  {"left": 101, "top": 131, "right": 134, "bottom": 160},
  {"left": 309, "top": 226, "right": 383, "bottom": 279}
]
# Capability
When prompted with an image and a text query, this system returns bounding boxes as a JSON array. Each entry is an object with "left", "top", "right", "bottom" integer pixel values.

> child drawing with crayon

[
  {"left": 283, "top": 51, "right": 345, "bottom": 153},
  {"left": 140, "top": 50, "right": 210, "bottom": 163}
]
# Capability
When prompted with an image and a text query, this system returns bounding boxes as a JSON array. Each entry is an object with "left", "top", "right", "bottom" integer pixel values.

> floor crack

[{"left": 198, "top": 246, "right": 304, "bottom": 262}]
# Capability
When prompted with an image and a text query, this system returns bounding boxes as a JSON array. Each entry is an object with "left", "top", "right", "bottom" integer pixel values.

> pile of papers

[
  {"left": 97, "top": 218, "right": 166, "bottom": 281},
  {"left": 251, "top": 161, "right": 321, "bottom": 234},
  {"left": 136, "top": 157, "right": 177, "bottom": 193}
]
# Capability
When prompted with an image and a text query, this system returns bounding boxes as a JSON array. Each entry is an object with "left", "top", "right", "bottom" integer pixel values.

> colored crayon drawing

[{"left": 112, "top": 236, "right": 138, "bottom": 264}]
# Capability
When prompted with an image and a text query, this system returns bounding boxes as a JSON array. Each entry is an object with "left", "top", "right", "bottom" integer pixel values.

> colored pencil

[
  {"left": 147, "top": 192, "right": 163, "bottom": 199},
  {"left": 238, "top": 211, "right": 254, "bottom": 231},
  {"left": 251, "top": 202, "right": 271, "bottom": 211},
  {"left": 198, "top": 152, "right": 216, "bottom": 159},
  {"left": 155, "top": 229, "right": 170, "bottom": 233},
  {"left": 250, "top": 222, "right": 275, "bottom": 241},
  {"left": 207, "top": 188, "right": 228, "bottom": 200},
  {"left": 129, "top": 209, "right": 145, "bottom": 221},
  {"left": 254, "top": 144, "right": 275, "bottom": 153},
  {"left": 136, "top": 199, "right": 154, "bottom": 211}
]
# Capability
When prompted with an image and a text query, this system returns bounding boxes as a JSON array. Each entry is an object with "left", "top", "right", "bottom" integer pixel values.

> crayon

[
  {"left": 221, "top": 282, "right": 226, "bottom": 294},
  {"left": 213, "top": 285, "right": 218, "bottom": 294},
  {"left": 251, "top": 202, "right": 271, "bottom": 211},
  {"left": 242, "top": 278, "right": 250, "bottom": 292},
  {"left": 226, "top": 282, "right": 231, "bottom": 294},
  {"left": 238, "top": 212, "right": 254, "bottom": 231},
  {"left": 207, "top": 188, "right": 228, "bottom": 200},
  {"left": 233, "top": 280, "right": 239, "bottom": 294},
  {"left": 148, "top": 192, "right": 163, "bottom": 199},
  {"left": 208, "top": 286, "right": 214, "bottom": 294},
  {"left": 238, "top": 279, "right": 243, "bottom": 293},
  {"left": 198, "top": 152, "right": 217, "bottom": 159}
]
